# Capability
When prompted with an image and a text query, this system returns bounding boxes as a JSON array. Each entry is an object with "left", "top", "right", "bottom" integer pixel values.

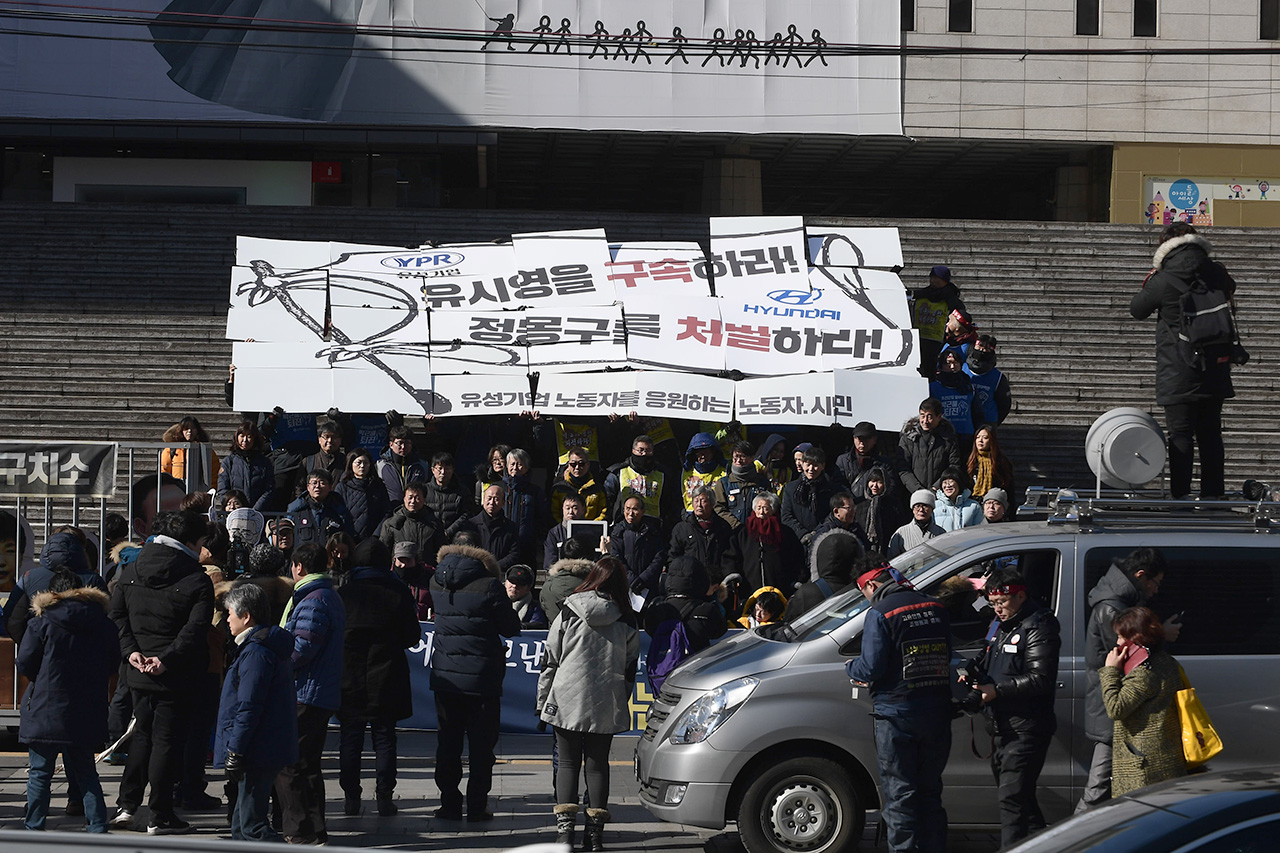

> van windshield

[{"left": 787, "top": 540, "right": 962, "bottom": 641}]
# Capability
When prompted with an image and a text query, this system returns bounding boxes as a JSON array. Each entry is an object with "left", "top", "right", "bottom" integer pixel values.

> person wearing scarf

[
  {"left": 967, "top": 424, "right": 1016, "bottom": 500},
  {"left": 724, "top": 492, "right": 804, "bottom": 593}
]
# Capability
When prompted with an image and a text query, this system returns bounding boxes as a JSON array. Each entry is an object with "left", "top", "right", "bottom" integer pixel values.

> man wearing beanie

[
  {"left": 888, "top": 490, "right": 945, "bottom": 558},
  {"left": 982, "top": 489, "right": 1011, "bottom": 524}
]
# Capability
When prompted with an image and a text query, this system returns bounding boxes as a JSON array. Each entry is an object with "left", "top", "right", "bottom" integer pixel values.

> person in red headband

[
  {"left": 845, "top": 553, "right": 952, "bottom": 853},
  {"left": 967, "top": 567, "right": 1061, "bottom": 847}
]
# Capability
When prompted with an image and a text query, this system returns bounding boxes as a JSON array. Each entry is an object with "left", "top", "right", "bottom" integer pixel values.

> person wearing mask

[
  {"left": 505, "top": 565, "right": 548, "bottom": 629},
  {"left": 723, "top": 493, "right": 805, "bottom": 594},
  {"left": 423, "top": 452, "right": 475, "bottom": 540},
  {"left": 335, "top": 448, "right": 391, "bottom": 541},
  {"left": 544, "top": 494, "right": 588, "bottom": 569},
  {"left": 807, "top": 492, "right": 870, "bottom": 557},
  {"left": 218, "top": 421, "right": 275, "bottom": 512},
  {"left": 888, "top": 491, "right": 946, "bottom": 558},
  {"left": 753, "top": 433, "right": 794, "bottom": 495},
  {"left": 537, "top": 557, "right": 639, "bottom": 851},
  {"left": 981, "top": 489, "right": 1012, "bottom": 524},
  {"left": 968, "top": 568, "right": 1061, "bottom": 847},
  {"left": 541, "top": 535, "right": 598, "bottom": 628},
  {"left": 712, "top": 440, "right": 771, "bottom": 530},
  {"left": 911, "top": 264, "right": 966, "bottom": 378},
  {"left": 679, "top": 433, "right": 727, "bottom": 514},
  {"left": 380, "top": 482, "right": 446, "bottom": 567},
  {"left": 967, "top": 423, "right": 1016, "bottom": 501},
  {"left": 896, "top": 398, "right": 963, "bottom": 495},
  {"left": 336, "top": 538, "right": 422, "bottom": 818},
  {"left": 1078, "top": 548, "right": 1180, "bottom": 811},
  {"left": 1101, "top": 606, "right": 1187, "bottom": 796},
  {"left": 785, "top": 529, "right": 863, "bottom": 621},
  {"left": 930, "top": 349, "right": 976, "bottom": 453},
  {"left": 464, "top": 484, "right": 521, "bottom": 570},
  {"left": 669, "top": 484, "right": 734, "bottom": 581},
  {"left": 287, "top": 470, "right": 354, "bottom": 548},
  {"left": 549, "top": 446, "right": 609, "bottom": 522},
  {"left": 846, "top": 556, "right": 953, "bottom": 853},
  {"left": 429, "top": 538, "right": 522, "bottom": 822},
  {"left": 940, "top": 308, "right": 979, "bottom": 361},
  {"left": 603, "top": 435, "right": 675, "bottom": 526},
  {"left": 835, "top": 422, "right": 900, "bottom": 506},
  {"left": 1130, "top": 222, "right": 1238, "bottom": 500},
  {"left": 109, "top": 510, "right": 214, "bottom": 835},
  {"left": 18, "top": 569, "right": 120, "bottom": 833},
  {"left": 503, "top": 448, "right": 546, "bottom": 566},
  {"left": 933, "top": 467, "right": 983, "bottom": 532},
  {"left": 781, "top": 446, "right": 843, "bottom": 547},
  {"left": 607, "top": 495, "right": 667, "bottom": 598},
  {"left": 214, "top": 583, "right": 298, "bottom": 842},
  {"left": 964, "top": 335, "right": 1013, "bottom": 425},
  {"left": 377, "top": 426, "right": 429, "bottom": 506},
  {"left": 855, "top": 468, "right": 908, "bottom": 555},
  {"left": 277, "top": 542, "right": 346, "bottom": 846}
]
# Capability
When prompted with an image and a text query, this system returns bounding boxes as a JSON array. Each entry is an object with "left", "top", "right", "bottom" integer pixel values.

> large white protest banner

[{"left": 606, "top": 243, "right": 713, "bottom": 299}]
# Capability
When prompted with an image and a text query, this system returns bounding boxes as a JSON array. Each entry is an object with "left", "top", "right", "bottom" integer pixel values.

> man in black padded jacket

[{"left": 969, "top": 567, "right": 1061, "bottom": 847}]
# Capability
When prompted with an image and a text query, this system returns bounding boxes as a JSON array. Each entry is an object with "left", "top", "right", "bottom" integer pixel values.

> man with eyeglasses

[
  {"left": 423, "top": 452, "right": 475, "bottom": 541},
  {"left": 376, "top": 426, "right": 428, "bottom": 505},
  {"left": 967, "top": 567, "right": 1061, "bottom": 847},
  {"left": 549, "top": 447, "right": 608, "bottom": 523}
]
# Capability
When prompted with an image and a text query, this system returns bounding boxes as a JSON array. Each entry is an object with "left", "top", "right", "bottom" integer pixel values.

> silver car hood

[{"left": 662, "top": 628, "right": 800, "bottom": 691}]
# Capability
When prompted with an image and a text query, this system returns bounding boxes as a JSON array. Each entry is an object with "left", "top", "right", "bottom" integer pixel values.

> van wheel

[{"left": 737, "top": 756, "right": 863, "bottom": 853}]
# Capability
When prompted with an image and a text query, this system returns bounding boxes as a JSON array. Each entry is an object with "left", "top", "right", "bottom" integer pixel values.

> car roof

[{"left": 1006, "top": 767, "right": 1280, "bottom": 852}]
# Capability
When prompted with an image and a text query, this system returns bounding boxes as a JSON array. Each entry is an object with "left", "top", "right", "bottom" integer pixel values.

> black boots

[
  {"left": 554, "top": 803, "right": 578, "bottom": 847},
  {"left": 584, "top": 807, "right": 610, "bottom": 851}
]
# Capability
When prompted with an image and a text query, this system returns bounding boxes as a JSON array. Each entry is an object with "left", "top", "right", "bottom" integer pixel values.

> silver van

[{"left": 635, "top": 503, "right": 1280, "bottom": 853}]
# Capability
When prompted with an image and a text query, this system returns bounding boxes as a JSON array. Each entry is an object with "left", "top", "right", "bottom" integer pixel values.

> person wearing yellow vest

[
  {"left": 548, "top": 447, "right": 609, "bottom": 522},
  {"left": 679, "top": 433, "right": 726, "bottom": 514},
  {"left": 603, "top": 435, "right": 676, "bottom": 527}
]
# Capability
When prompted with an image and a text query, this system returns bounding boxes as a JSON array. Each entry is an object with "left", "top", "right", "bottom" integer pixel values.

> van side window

[
  {"left": 1084, "top": 547, "right": 1280, "bottom": 656},
  {"left": 924, "top": 549, "right": 1061, "bottom": 650}
]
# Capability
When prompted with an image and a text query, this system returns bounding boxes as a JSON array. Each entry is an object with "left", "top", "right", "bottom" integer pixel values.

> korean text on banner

[{"left": 0, "top": 443, "right": 118, "bottom": 499}]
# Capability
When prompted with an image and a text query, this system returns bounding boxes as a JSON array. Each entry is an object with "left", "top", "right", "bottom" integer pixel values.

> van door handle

[{"left": 1250, "top": 704, "right": 1280, "bottom": 713}]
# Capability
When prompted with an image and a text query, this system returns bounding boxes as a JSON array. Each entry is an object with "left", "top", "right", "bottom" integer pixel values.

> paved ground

[{"left": 0, "top": 730, "right": 1001, "bottom": 851}]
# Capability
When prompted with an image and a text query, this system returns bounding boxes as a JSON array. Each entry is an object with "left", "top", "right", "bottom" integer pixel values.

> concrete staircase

[{"left": 0, "top": 204, "right": 1274, "bottom": 512}]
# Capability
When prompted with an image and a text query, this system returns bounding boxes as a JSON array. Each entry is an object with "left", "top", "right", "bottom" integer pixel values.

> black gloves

[{"left": 224, "top": 751, "right": 245, "bottom": 781}]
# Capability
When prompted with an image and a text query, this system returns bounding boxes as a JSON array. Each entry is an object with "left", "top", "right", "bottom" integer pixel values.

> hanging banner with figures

[
  {"left": 227, "top": 217, "right": 922, "bottom": 422},
  {"left": 1, "top": 2, "right": 902, "bottom": 136},
  {"left": 1145, "top": 176, "right": 1280, "bottom": 227}
]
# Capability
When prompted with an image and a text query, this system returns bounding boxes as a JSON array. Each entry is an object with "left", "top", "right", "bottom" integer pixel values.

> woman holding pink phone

[{"left": 1100, "top": 606, "right": 1187, "bottom": 796}]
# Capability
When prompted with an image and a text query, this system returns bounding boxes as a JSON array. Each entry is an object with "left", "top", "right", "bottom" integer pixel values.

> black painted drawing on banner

[
  {"left": 666, "top": 27, "right": 689, "bottom": 65},
  {"left": 237, "top": 258, "right": 450, "bottom": 414},
  {"left": 702, "top": 28, "right": 727, "bottom": 68},
  {"left": 528, "top": 16, "right": 552, "bottom": 52},
  {"left": 810, "top": 235, "right": 913, "bottom": 370},
  {"left": 482, "top": 13, "right": 516, "bottom": 51},
  {"left": 613, "top": 27, "right": 632, "bottom": 61},
  {"left": 632, "top": 21, "right": 653, "bottom": 64},
  {"left": 742, "top": 30, "right": 762, "bottom": 68},
  {"left": 805, "top": 30, "right": 828, "bottom": 67},
  {"left": 765, "top": 32, "right": 783, "bottom": 65},
  {"left": 553, "top": 18, "right": 573, "bottom": 54},
  {"left": 589, "top": 21, "right": 610, "bottom": 59},
  {"left": 782, "top": 24, "right": 804, "bottom": 68}
]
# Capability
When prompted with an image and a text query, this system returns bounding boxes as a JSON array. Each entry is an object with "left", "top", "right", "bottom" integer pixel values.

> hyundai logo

[
  {"left": 767, "top": 289, "right": 822, "bottom": 306},
  {"left": 381, "top": 251, "right": 466, "bottom": 270}
]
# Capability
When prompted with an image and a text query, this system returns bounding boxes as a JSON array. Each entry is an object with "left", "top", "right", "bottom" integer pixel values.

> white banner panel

[
  {"left": 734, "top": 373, "right": 851, "bottom": 426},
  {"left": 236, "top": 237, "right": 331, "bottom": 271},
  {"left": 805, "top": 226, "right": 905, "bottom": 269},
  {"left": 432, "top": 375, "right": 539, "bottom": 418},
  {"left": 709, "top": 216, "right": 809, "bottom": 297},
  {"left": 1, "top": 2, "right": 902, "bottom": 135},
  {"left": 633, "top": 372, "right": 735, "bottom": 421},
  {"left": 227, "top": 266, "right": 328, "bottom": 343},
  {"left": 607, "top": 243, "right": 713, "bottom": 299},
  {"left": 624, "top": 296, "right": 727, "bottom": 373},
  {"left": 330, "top": 306, "right": 430, "bottom": 345},
  {"left": 233, "top": 368, "right": 331, "bottom": 413},
  {"left": 538, "top": 373, "right": 642, "bottom": 417},
  {"left": 833, "top": 369, "right": 930, "bottom": 430},
  {"left": 232, "top": 342, "right": 330, "bottom": 371}
]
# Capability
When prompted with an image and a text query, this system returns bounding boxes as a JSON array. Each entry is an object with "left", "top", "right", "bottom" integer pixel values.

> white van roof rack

[{"left": 1017, "top": 486, "right": 1280, "bottom": 529}]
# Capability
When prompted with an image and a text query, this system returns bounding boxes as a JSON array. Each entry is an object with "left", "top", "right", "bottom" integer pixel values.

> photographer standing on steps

[{"left": 1130, "top": 222, "right": 1237, "bottom": 500}]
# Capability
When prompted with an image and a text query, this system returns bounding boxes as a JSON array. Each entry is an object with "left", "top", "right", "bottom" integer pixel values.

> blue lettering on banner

[
  {"left": 381, "top": 252, "right": 466, "bottom": 270},
  {"left": 742, "top": 304, "right": 842, "bottom": 320},
  {"left": 403, "top": 625, "right": 737, "bottom": 735},
  {"left": 767, "top": 289, "right": 822, "bottom": 306},
  {"left": 1168, "top": 179, "right": 1200, "bottom": 209}
]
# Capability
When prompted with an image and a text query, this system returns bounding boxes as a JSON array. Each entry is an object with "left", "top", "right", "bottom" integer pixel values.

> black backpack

[{"left": 1173, "top": 259, "right": 1244, "bottom": 368}]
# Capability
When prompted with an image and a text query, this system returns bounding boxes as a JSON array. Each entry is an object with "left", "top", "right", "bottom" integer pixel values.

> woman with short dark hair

[
  {"left": 335, "top": 448, "right": 391, "bottom": 540},
  {"left": 218, "top": 421, "right": 274, "bottom": 512}
]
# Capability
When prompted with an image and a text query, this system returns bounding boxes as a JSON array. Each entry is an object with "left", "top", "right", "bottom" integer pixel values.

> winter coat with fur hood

[
  {"left": 537, "top": 590, "right": 639, "bottom": 734},
  {"left": 429, "top": 544, "right": 521, "bottom": 696},
  {"left": 1130, "top": 233, "right": 1235, "bottom": 405},
  {"left": 540, "top": 557, "right": 594, "bottom": 627},
  {"left": 17, "top": 587, "right": 120, "bottom": 747}
]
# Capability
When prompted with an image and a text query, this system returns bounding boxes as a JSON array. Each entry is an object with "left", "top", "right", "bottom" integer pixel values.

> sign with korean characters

[
  {"left": 735, "top": 370, "right": 928, "bottom": 427},
  {"left": 0, "top": 443, "right": 118, "bottom": 499},
  {"left": 536, "top": 371, "right": 734, "bottom": 420}
]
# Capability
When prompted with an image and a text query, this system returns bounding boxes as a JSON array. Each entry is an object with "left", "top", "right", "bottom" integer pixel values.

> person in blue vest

[
  {"left": 846, "top": 556, "right": 953, "bottom": 853},
  {"left": 964, "top": 335, "right": 1013, "bottom": 425},
  {"left": 929, "top": 349, "right": 976, "bottom": 455}
]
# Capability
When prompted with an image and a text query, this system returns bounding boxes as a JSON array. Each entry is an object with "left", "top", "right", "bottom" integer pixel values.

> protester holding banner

[
  {"left": 377, "top": 426, "right": 429, "bottom": 506},
  {"left": 549, "top": 447, "right": 609, "bottom": 523},
  {"left": 502, "top": 449, "right": 547, "bottom": 566},
  {"left": 335, "top": 448, "right": 392, "bottom": 541},
  {"left": 218, "top": 421, "right": 275, "bottom": 513},
  {"left": 422, "top": 452, "right": 475, "bottom": 541},
  {"left": 679, "top": 433, "right": 727, "bottom": 514},
  {"left": 603, "top": 435, "right": 677, "bottom": 526}
]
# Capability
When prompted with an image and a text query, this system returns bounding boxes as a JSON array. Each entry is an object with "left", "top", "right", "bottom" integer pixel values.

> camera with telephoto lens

[{"left": 955, "top": 668, "right": 986, "bottom": 715}]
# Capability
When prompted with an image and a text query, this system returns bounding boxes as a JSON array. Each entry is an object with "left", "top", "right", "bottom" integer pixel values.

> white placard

[
  {"left": 805, "top": 227, "right": 905, "bottom": 269},
  {"left": 232, "top": 341, "right": 330, "bottom": 371},
  {"left": 227, "top": 265, "right": 328, "bottom": 343},
  {"left": 431, "top": 374, "right": 538, "bottom": 417},
  {"left": 509, "top": 228, "right": 616, "bottom": 308},
  {"left": 537, "top": 373, "right": 642, "bottom": 417},
  {"left": 233, "top": 367, "right": 331, "bottom": 413},
  {"left": 428, "top": 307, "right": 626, "bottom": 372},
  {"left": 809, "top": 267, "right": 913, "bottom": 331},
  {"left": 833, "top": 369, "right": 931, "bottom": 430},
  {"left": 709, "top": 216, "right": 809, "bottom": 297},
  {"left": 330, "top": 305, "right": 429, "bottom": 345},
  {"left": 235, "top": 237, "right": 330, "bottom": 271},
  {"left": 624, "top": 296, "right": 726, "bottom": 373},
  {"left": 734, "top": 372, "right": 852, "bottom": 426},
  {"left": 633, "top": 372, "right": 735, "bottom": 421},
  {"left": 332, "top": 364, "right": 429, "bottom": 417},
  {"left": 607, "top": 242, "right": 713, "bottom": 299}
]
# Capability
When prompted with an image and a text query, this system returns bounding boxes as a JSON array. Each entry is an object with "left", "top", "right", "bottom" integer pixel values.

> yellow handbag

[{"left": 1176, "top": 664, "right": 1224, "bottom": 768}]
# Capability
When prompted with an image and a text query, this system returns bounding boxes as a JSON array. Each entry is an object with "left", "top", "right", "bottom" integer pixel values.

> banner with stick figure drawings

[{"left": 1, "top": 1, "right": 902, "bottom": 135}]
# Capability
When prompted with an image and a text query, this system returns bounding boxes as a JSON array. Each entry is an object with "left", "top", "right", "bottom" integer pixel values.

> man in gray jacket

[
  {"left": 887, "top": 491, "right": 945, "bottom": 558},
  {"left": 1077, "top": 548, "right": 1179, "bottom": 811}
]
